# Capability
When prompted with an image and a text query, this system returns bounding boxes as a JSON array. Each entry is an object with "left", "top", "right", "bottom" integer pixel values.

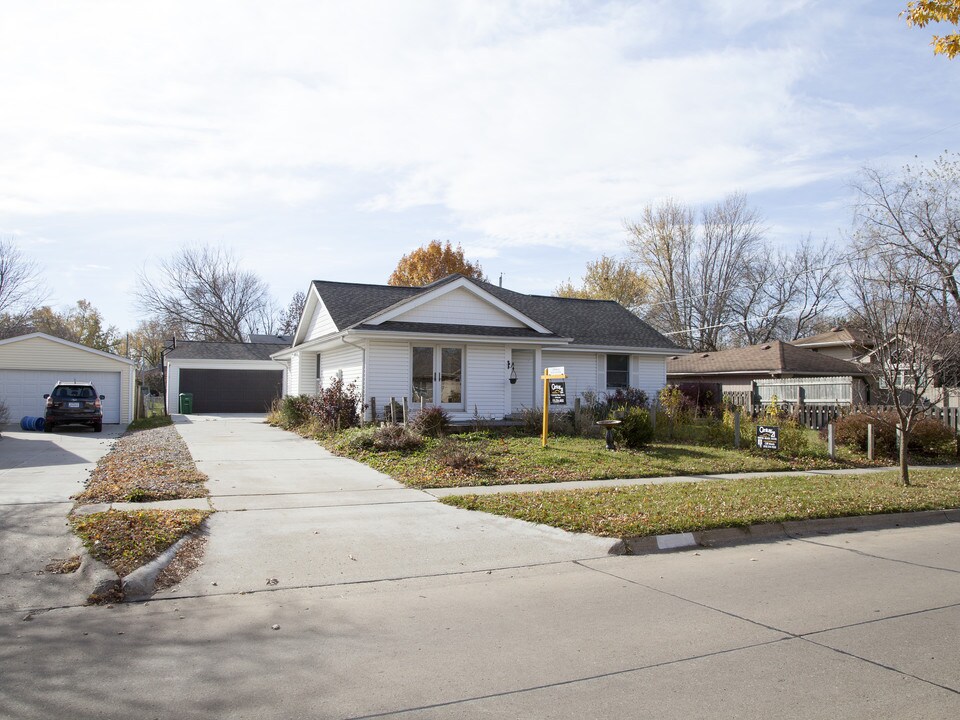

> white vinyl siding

[
  {"left": 365, "top": 341, "right": 411, "bottom": 415},
  {"left": 541, "top": 351, "right": 599, "bottom": 408},
  {"left": 306, "top": 300, "right": 337, "bottom": 341},
  {"left": 0, "top": 335, "right": 134, "bottom": 424},
  {"left": 388, "top": 287, "right": 526, "bottom": 328},
  {"left": 633, "top": 355, "right": 667, "bottom": 400},
  {"left": 510, "top": 349, "right": 535, "bottom": 413},
  {"left": 465, "top": 344, "right": 506, "bottom": 417},
  {"left": 287, "top": 351, "right": 319, "bottom": 395},
  {"left": 318, "top": 345, "right": 363, "bottom": 392}
]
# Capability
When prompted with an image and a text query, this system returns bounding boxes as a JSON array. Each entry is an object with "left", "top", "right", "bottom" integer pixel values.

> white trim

[
  {"left": 0, "top": 332, "right": 136, "bottom": 365},
  {"left": 364, "top": 277, "right": 554, "bottom": 335},
  {"left": 292, "top": 284, "right": 327, "bottom": 347}
]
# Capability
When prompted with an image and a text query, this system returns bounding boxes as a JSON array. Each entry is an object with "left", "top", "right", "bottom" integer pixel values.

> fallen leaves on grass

[
  {"left": 442, "top": 469, "right": 960, "bottom": 538},
  {"left": 70, "top": 509, "right": 211, "bottom": 577},
  {"left": 75, "top": 425, "right": 208, "bottom": 504}
]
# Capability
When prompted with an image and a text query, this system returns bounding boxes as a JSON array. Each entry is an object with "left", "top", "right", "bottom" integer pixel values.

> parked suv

[{"left": 43, "top": 382, "right": 104, "bottom": 433}]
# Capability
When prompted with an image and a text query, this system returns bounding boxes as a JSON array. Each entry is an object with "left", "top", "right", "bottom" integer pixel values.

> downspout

[{"left": 340, "top": 335, "right": 367, "bottom": 421}]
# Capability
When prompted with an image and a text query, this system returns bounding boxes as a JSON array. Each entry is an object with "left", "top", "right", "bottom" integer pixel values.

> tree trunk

[{"left": 899, "top": 430, "right": 910, "bottom": 487}]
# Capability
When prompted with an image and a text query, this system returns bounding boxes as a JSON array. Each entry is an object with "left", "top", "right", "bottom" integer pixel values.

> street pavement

[{"left": 2, "top": 415, "right": 959, "bottom": 719}]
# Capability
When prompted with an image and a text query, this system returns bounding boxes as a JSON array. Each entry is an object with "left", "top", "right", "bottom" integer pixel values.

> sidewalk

[{"left": 424, "top": 463, "right": 960, "bottom": 497}]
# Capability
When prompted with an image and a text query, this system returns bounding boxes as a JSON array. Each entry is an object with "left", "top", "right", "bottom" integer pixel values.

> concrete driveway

[
  {"left": 3, "top": 416, "right": 960, "bottom": 718},
  {"left": 170, "top": 415, "right": 618, "bottom": 596},
  {"left": 0, "top": 423, "right": 123, "bottom": 613}
]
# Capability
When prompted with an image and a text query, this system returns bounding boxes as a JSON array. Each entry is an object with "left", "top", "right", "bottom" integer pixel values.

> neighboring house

[
  {"left": 666, "top": 340, "right": 872, "bottom": 406},
  {"left": 165, "top": 341, "right": 287, "bottom": 413},
  {"left": 0, "top": 332, "right": 136, "bottom": 424},
  {"left": 790, "top": 326, "right": 874, "bottom": 362},
  {"left": 270, "top": 274, "right": 679, "bottom": 421}
]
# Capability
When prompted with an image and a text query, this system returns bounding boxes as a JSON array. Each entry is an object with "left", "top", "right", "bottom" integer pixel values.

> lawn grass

[
  {"left": 70, "top": 509, "right": 211, "bottom": 577},
  {"left": 441, "top": 469, "right": 960, "bottom": 538},
  {"left": 327, "top": 431, "right": 869, "bottom": 489}
]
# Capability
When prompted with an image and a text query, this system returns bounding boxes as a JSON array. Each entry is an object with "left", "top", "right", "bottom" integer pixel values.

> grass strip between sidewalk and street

[
  {"left": 440, "top": 469, "right": 960, "bottom": 538},
  {"left": 70, "top": 509, "right": 211, "bottom": 577}
]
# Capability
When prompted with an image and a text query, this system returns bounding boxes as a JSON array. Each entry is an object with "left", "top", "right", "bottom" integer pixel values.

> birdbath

[{"left": 595, "top": 419, "right": 621, "bottom": 451}]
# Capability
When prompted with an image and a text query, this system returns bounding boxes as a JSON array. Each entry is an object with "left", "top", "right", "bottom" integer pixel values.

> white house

[
  {"left": 271, "top": 274, "right": 680, "bottom": 421},
  {"left": 0, "top": 332, "right": 136, "bottom": 424}
]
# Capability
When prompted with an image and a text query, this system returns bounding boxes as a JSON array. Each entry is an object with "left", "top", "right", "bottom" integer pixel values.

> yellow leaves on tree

[
  {"left": 387, "top": 240, "right": 486, "bottom": 287},
  {"left": 902, "top": 1, "right": 960, "bottom": 58},
  {"left": 554, "top": 255, "right": 649, "bottom": 313}
]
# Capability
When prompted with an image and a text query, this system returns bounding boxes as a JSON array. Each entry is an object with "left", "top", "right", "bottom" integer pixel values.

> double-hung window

[{"left": 606, "top": 354, "right": 629, "bottom": 389}]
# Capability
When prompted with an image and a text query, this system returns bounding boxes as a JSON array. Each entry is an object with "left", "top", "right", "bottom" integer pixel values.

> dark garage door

[{"left": 179, "top": 369, "right": 283, "bottom": 413}]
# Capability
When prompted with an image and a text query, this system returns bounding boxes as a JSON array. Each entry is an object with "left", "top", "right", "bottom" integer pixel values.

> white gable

[
  {"left": 304, "top": 298, "right": 338, "bottom": 341},
  {"left": 384, "top": 287, "right": 526, "bottom": 328}
]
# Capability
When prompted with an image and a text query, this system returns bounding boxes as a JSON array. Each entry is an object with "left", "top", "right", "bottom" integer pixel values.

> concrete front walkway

[{"left": 166, "top": 415, "right": 618, "bottom": 597}]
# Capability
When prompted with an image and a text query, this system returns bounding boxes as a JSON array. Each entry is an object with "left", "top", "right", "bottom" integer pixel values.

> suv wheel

[{"left": 93, "top": 422, "right": 103, "bottom": 433}]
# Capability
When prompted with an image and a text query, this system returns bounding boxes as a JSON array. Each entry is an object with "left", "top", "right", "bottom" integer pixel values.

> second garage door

[{"left": 179, "top": 369, "right": 283, "bottom": 413}]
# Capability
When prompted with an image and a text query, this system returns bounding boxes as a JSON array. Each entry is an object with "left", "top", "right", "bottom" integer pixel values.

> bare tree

[
  {"left": 278, "top": 290, "right": 307, "bottom": 335},
  {"left": 136, "top": 245, "right": 274, "bottom": 342},
  {"left": 847, "top": 246, "right": 960, "bottom": 486},
  {"left": 729, "top": 237, "right": 844, "bottom": 345},
  {"left": 0, "top": 237, "right": 46, "bottom": 338},
  {"left": 627, "top": 193, "right": 764, "bottom": 351},
  {"left": 851, "top": 154, "right": 960, "bottom": 325}
]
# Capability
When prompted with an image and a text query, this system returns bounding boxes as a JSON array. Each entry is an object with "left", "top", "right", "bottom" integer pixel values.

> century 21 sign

[{"left": 549, "top": 381, "right": 567, "bottom": 405}]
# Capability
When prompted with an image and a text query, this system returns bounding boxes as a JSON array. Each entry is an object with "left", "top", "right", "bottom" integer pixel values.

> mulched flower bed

[{"left": 75, "top": 425, "right": 209, "bottom": 504}]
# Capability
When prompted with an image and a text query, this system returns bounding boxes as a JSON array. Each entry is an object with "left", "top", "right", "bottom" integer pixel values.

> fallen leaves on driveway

[{"left": 75, "top": 425, "right": 208, "bottom": 504}]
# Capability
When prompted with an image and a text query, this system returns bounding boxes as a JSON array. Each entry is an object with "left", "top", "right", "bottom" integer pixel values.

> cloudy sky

[{"left": 1, "top": 0, "right": 957, "bottom": 333}]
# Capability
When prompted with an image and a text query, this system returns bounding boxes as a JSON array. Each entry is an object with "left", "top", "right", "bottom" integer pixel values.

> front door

[{"left": 412, "top": 346, "right": 464, "bottom": 410}]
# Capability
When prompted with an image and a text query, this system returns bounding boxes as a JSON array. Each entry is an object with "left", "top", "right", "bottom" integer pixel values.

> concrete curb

[
  {"left": 122, "top": 533, "right": 196, "bottom": 602},
  {"left": 78, "top": 552, "right": 121, "bottom": 603},
  {"left": 619, "top": 508, "right": 960, "bottom": 555}
]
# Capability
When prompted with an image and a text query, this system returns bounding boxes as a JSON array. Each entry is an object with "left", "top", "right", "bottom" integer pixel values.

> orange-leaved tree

[
  {"left": 387, "top": 240, "right": 486, "bottom": 286},
  {"left": 902, "top": 1, "right": 960, "bottom": 58}
]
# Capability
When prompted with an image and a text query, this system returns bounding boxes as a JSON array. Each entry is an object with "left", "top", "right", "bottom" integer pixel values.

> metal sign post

[{"left": 540, "top": 367, "right": 566, "bottom": 447}]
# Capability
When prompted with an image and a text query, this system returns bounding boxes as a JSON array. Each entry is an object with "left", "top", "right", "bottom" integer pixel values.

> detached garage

[
  {"left": 0, "top": 333, "right": 136, "bottom": 424},
  {"left": 165, "top": 341, "right": 286, "bottom": 414}
]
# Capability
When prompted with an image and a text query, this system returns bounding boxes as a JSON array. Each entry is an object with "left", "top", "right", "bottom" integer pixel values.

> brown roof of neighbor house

[
  {"left": 667, "top": 340, "right": 867, "bottom": 377},
  {"left": 791, "top": 326, "right": 874, "bottom": 350}
]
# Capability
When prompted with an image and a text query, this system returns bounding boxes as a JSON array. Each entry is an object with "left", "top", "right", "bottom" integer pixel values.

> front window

[{"left": 606, "top": 354, "right": 629, "bottom": 389}]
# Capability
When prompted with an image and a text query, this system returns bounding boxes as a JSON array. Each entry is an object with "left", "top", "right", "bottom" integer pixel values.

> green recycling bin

[{"left": 179, "top": 392, "right": 193, "bottom": 414}]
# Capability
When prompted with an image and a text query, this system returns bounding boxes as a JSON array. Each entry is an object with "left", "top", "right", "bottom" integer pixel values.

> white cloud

[{"left": 0, "top": 0, "right": 956, "bottom": 327}]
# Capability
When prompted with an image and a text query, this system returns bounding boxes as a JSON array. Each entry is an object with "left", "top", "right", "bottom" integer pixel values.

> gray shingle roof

[
  {"left": 667, "top": 341, "right": 867, "bottom": 377},
  {"left": 166, "top": 342, "right": 282, "bottom": 361},
  {"left": 310, "top": 275, "right": 677, "bottom": 350},
  {"left": 791, "top": 326, "right": 874, "bottom": 349}
]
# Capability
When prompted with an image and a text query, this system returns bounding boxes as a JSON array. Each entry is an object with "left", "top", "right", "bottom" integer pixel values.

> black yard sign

[
  {"left": 549, "top": 381, "right": 567, "bottom": 405},
  {"left": 756, "top": 425, "right": 779, "bottom": 450}
]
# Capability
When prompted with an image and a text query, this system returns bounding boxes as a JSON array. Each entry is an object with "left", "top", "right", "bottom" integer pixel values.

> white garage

[{"left": 0, "top": 333, "right": 136, "bottom": 425}]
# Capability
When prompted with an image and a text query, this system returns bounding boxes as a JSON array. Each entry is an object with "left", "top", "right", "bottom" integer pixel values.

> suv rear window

[{"left": 53, "top": 386, "right": 96, "bottom": 400}]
